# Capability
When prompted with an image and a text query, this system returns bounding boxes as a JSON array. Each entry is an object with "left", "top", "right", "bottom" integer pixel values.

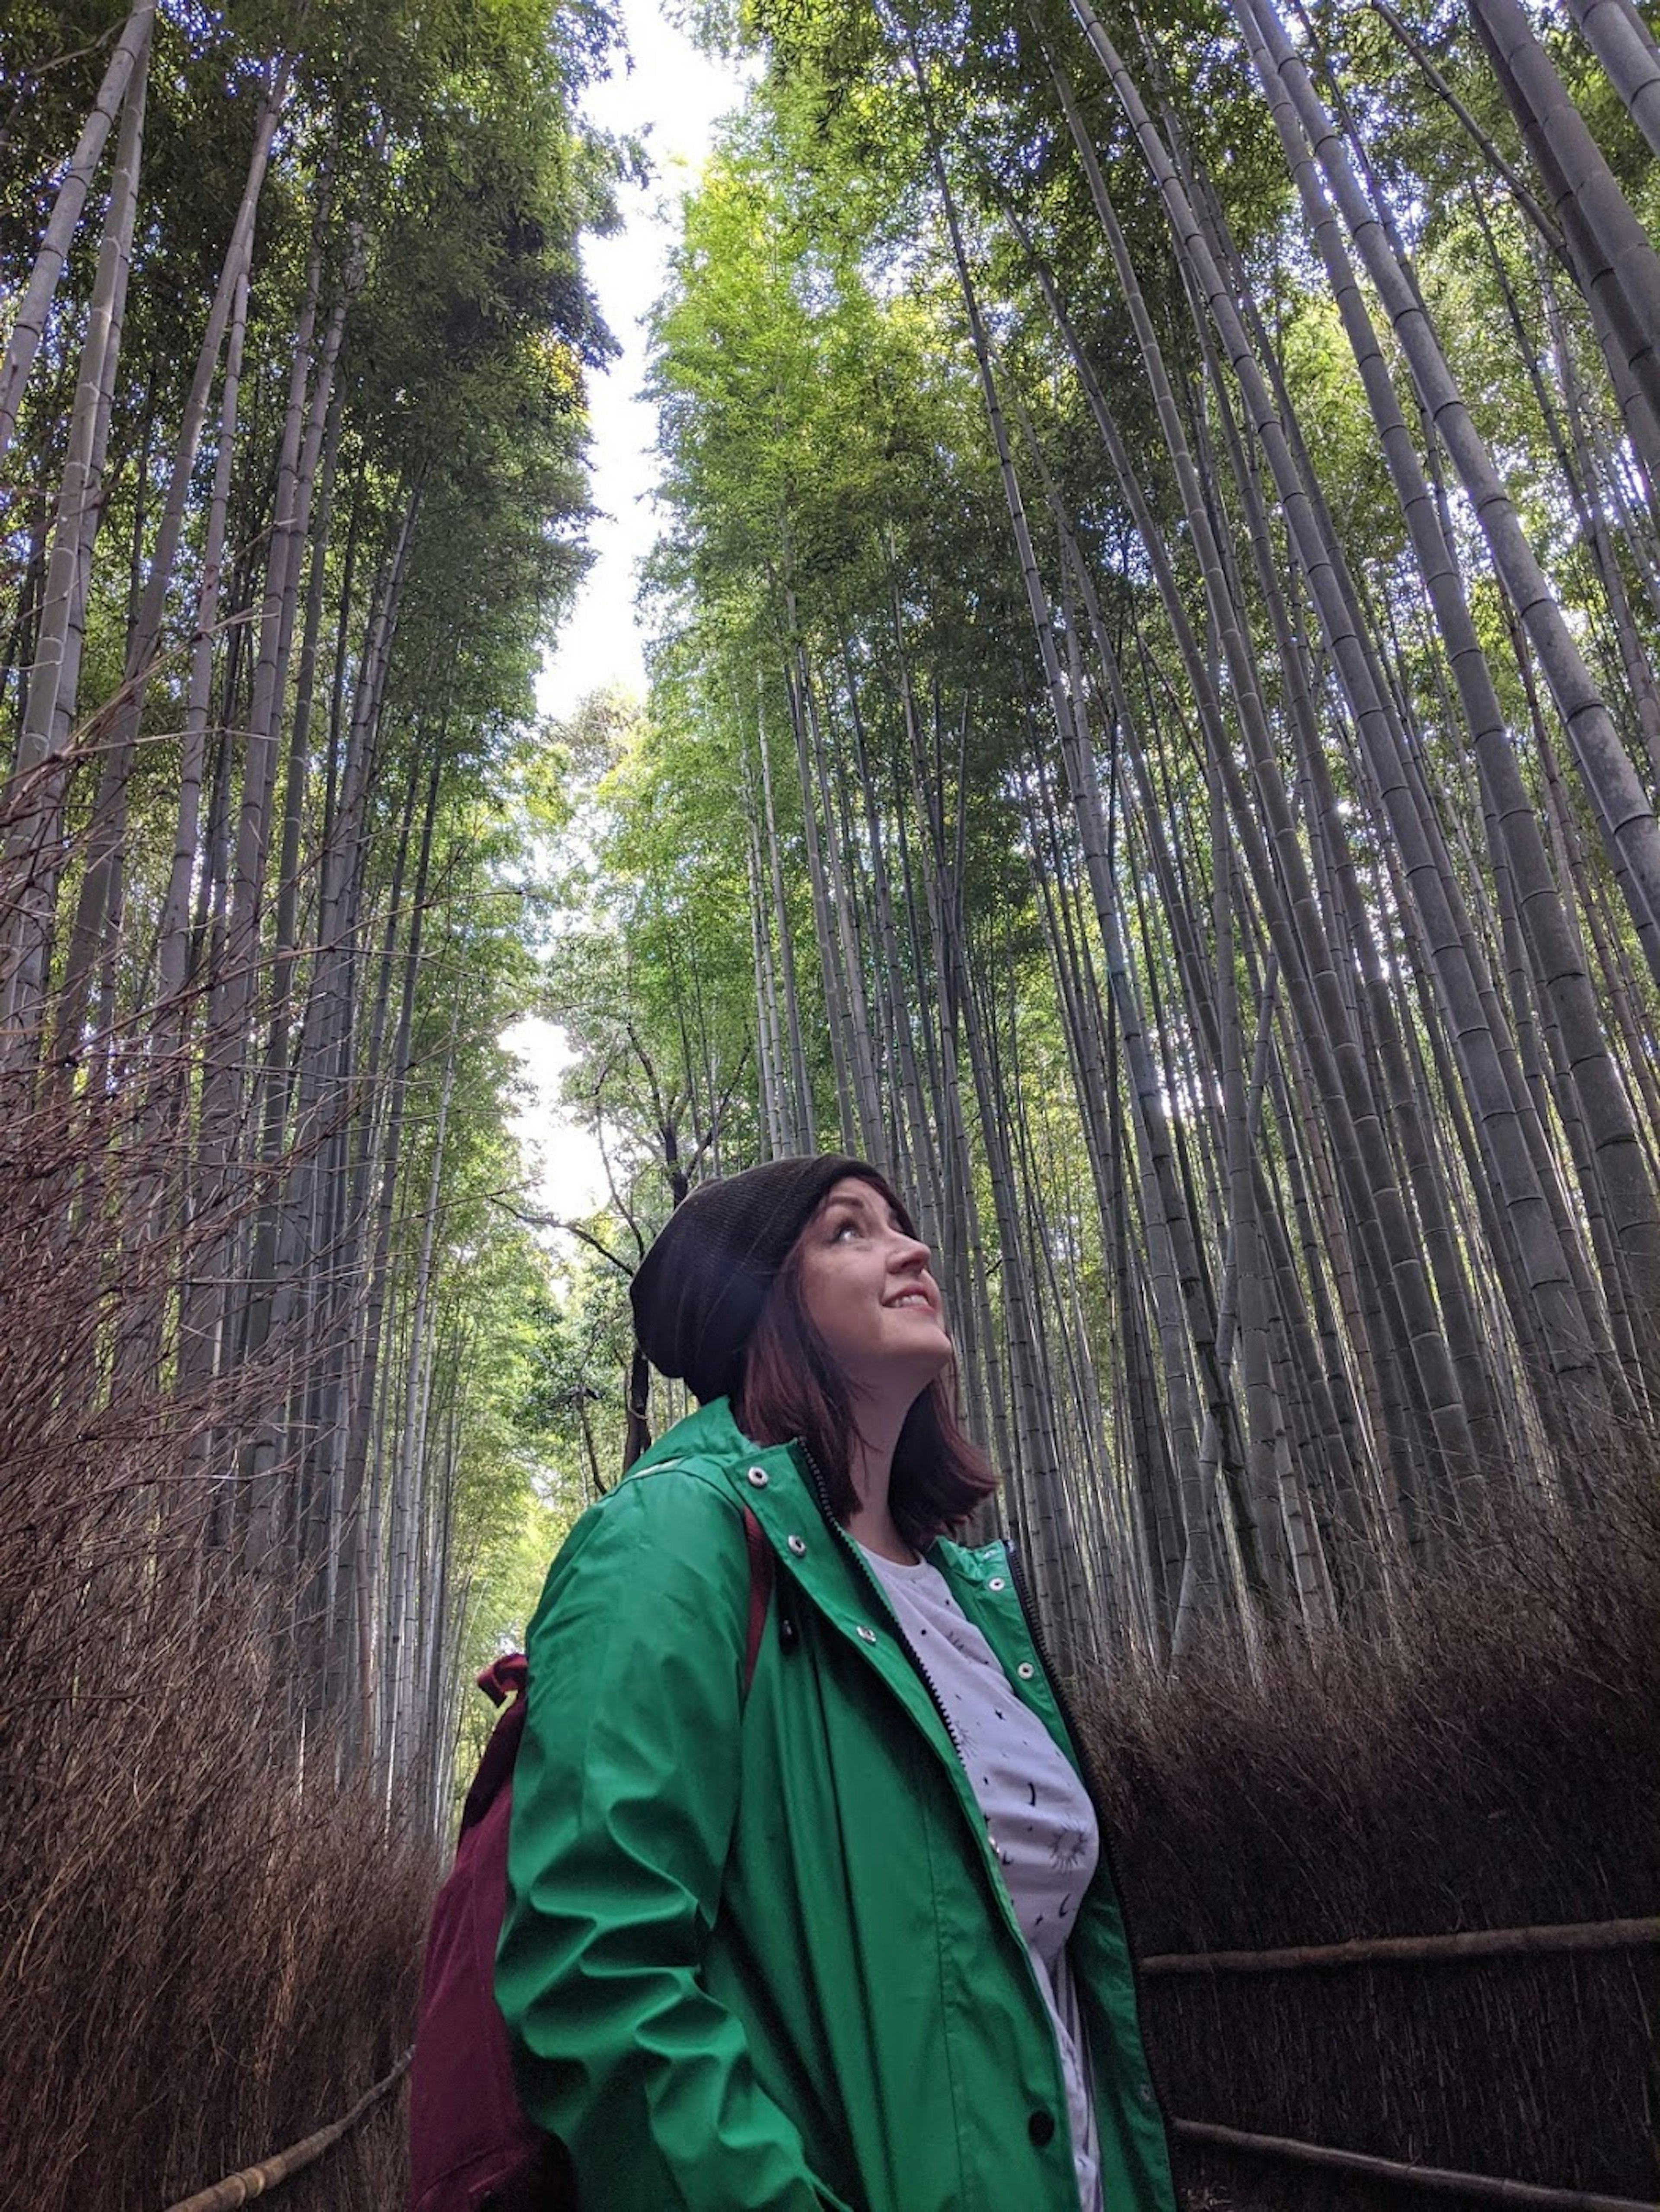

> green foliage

[
  {"left": 0, "top": 0, "right": 639, "bottom": 1790},
  {"left": 536, "top": 0, "right": 1660, "bottom": 1657}
]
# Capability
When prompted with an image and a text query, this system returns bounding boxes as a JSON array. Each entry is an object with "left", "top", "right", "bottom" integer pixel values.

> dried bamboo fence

[
  {"left": 1080, "top": 1473, "right": 1660, "bottom": 2211},
  {"left": 160, "top": 2018, "right": 1655, "bottom": 2212},
  {"left": 1149, "top": 1920, "right": 1659, "bottom": 2208},
  {"left": 140, "top": 1480, "right": 1657, "bottom": 2212},
  {"left": 147, "top": 1828, "right": 1657, "bottom": 2211},
  {"left": 159, "top": 1920, "right": 1657, "bottom": 2212}
]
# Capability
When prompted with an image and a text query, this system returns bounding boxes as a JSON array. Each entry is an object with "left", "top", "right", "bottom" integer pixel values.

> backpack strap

[
  {"left": 740, "top": 1504, "right": 774, "bottom": 1698},
  {"left": 475, "top": 1502, "right": 774, "bottom": 1796},
  {"left": 478, "top": 1653, "right": 528, "bottom": 1707},
  {"left": 458, "top": 1664, "right": 530, "bottom": 1836}
]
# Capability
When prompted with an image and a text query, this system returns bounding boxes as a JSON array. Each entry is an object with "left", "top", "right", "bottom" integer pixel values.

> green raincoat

[{"left": 497, "top": 1396, "right": 1178, "bottom": 2212}]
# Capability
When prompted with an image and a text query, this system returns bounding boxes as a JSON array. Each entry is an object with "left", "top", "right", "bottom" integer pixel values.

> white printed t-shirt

[{"left": 860, "top": 1544, "right": 1103, "bottom": 2212}]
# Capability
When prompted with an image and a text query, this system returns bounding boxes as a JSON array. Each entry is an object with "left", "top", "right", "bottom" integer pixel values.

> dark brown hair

[{"left": 733, "top": 1176, "right": 998, "bottom": 1546}]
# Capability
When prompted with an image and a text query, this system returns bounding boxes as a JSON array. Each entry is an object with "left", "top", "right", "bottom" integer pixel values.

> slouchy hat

[{"left": 629, "top": 1154, "right": 907, "bottom": 1405}]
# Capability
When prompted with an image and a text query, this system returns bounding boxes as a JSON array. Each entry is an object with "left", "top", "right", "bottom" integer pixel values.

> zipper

[
  {"left": 792, "top": 1447, "right": 1151, "bottom": 2180},
  {"left": 791, "top": 1440, "right": 1067, "bottom": 2014},
  {"left": 793, "top": 1437, "right": 965, "bottom": 1759},
  {"left": 1004, "top": 1543, "right": 1178, "bottom": 2159}
]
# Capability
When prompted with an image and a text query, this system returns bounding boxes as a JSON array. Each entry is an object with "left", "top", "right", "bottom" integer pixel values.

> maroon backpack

[{"left": 408, "top": 1505, "right": 776, "bottom": 2212}]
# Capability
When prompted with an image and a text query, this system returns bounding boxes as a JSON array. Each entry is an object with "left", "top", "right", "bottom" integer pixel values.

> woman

[{"left": 496, "top": 1154, "right": 1176, "bottom": 2212}]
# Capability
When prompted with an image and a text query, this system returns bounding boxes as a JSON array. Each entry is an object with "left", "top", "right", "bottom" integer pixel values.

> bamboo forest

[{"left": 3, "top": 0, "right": 1656, "bottom": 2204}]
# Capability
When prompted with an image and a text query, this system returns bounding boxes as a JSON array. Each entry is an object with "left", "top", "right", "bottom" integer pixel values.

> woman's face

[{"left": 793, "top": 1176, "right": 953, "bottom": 1398}]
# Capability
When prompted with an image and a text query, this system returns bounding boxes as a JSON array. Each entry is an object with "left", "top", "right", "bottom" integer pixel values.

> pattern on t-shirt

[{"left": 859, "top": 1543, "right": 1104, "bottom": 2212}]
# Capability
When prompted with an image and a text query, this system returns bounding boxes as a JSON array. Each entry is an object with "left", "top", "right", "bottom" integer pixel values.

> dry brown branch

[
  {"left": 1172, "top": 2120, "right": 1657, "bottom": 2209},
  {"left": 160, "top": 2055, "right": 411, "bottom": 2212},
  {"left": 1142, "top": 1917, "right": 1660, "bottom": 1973}
]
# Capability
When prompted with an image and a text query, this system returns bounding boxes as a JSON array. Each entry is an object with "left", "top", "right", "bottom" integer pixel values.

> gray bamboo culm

[
  {"left": 158, "top": 2053, "right": 409, "bottom": 2212},
  {"left": 1142, "top": 1916, "right": 1660, "bottom": 1973},
  {"left": 1173, "top": 2119, "right": 1656, "bottom": 2208}
]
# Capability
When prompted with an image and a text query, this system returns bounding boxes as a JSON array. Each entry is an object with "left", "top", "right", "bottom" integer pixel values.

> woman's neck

[{"left": 842, "top": 1408, "right": 919, "bottom": 1565}]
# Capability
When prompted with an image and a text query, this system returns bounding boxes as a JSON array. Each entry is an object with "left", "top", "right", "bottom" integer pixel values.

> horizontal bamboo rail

[
  {"left": 1142, "top": 1916, "right": 1660, "bottom": 1974},
  {"left": 159, "top": 2053, "right": 410, "bottom": 2212},
  {"left": 1175, "top": 2118, "right": 1658, "bottom": 2209}
]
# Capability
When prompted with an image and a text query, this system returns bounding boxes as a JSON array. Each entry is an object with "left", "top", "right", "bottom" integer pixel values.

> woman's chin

[
  {"left": 897, "top": 1322, "right": 955, "bottom": 1379},
  {"left": 847, "top": 1339, "right": 953, "bottom": 1405}
]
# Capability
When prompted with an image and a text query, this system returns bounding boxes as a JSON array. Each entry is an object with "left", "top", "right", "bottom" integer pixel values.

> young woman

[{"left": 495, "top": 1154, "right": 1176, "bottom": 2212}]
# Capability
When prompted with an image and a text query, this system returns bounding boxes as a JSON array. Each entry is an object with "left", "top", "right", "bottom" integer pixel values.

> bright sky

[
  {"left": 539, "top": 0, "right": 753, "bottom": 721},
  {"left": 505, "top": 0, "right": 753, "bottom": 1229}
]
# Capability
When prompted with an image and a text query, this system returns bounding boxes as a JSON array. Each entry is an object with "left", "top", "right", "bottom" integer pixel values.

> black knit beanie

[{"left": 629, "top": 1155, "right": 902, "bottom": 1406}]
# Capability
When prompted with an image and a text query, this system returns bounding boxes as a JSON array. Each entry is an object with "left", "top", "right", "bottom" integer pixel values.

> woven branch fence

[
  {"left": 151, "top": 1480, "right": 1659, "bottom": 2212},
  {"left": 154, "top": 1921, "right": 1660, "bottom": 2212},
  {"left": 1151, "top": 1918, "right": 1659, "bottom": 2205},
  {"left": 161, "top": 2088, "right": 1656, "bottom": 2212}
]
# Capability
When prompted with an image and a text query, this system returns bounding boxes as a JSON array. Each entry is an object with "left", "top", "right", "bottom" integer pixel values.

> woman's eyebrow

[
  {"left": 848, "top": 1195, "right": 910, "bottom": 1233},
  {"left": 825, "top": 1189, "right": 884, "bottom": 1224}
]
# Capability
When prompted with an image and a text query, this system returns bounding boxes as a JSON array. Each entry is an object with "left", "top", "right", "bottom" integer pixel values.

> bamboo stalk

[
  {"left": 1142, "top": 1916, "right": 1660, "bottom": 1973},
  {"left": 1568, "top": 0, "right": 1660, "bottom": 159},
  {"left": 0, "top": 0, "right": 157, "bottom": 458},
  {"left": 158, "top": 2053, "right": 409, "bottom": 2212},
  {"left": 1173, "top": 2117, "right": 1656, "bottom": 2207}
]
